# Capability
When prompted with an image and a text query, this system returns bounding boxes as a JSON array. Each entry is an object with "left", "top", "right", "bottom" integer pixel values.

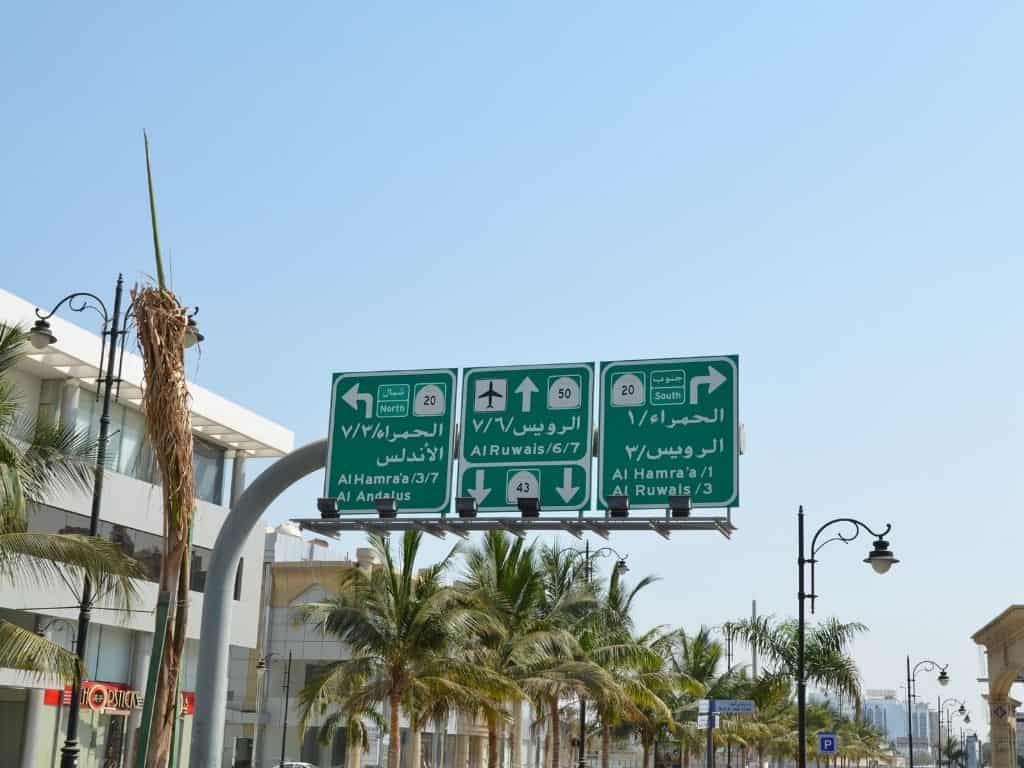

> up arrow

[
  {"left": 689, "top": 366, "right": 727, "bottom": 405},
  {"left": 468, "top": 470, "right": 491, "bottom": 505},
  {"left": 555, "top": 467, "right": 579, "bottom": 504},
  {"left": 342, "top": 383, "right": 374, "bottom": 418},
  {"left": 515, "top": 377, "right": 539, "bottom": 412}
]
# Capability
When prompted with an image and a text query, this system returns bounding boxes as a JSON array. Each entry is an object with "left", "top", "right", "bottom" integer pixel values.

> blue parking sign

[{"left": 817, "top": 733, "right": 838, "bottom": 755}]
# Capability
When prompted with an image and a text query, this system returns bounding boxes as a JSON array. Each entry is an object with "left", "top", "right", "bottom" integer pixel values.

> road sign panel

[
  {"left": 711, "top": 699, "right": 755, "bottom": 714},
  {"left": 698, "top": 699, "right": 753, "bottom": 714},
  {"left": 325, "top": 369, "right": 457, "bottom": 514},
  {"left": 598, "top": 356, "right": 739, "bottom": 509},
  {"left": 817, "top": 733, "right": 837, "bottom": 755},
  {"left": 697, "top": 714, "right": 718, "bottom": 730},
  {"left": 459, "top": 363, "right": 594, "bottom": 512}
]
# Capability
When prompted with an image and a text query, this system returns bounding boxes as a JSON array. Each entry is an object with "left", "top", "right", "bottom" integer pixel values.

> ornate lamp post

[
  {"left": 554, "top": 541, "right": 629, "bottom": 768},
  {"left": 796, "top": 506, "right": 898, "bottom": 768},
  {"left": 905, "top": 659, "right": 949, "bottom": 768},
  {"left": 937, "top": 698, "right": 968, "bottom": 768},
  {"left": 30, "top": 276, "right": 202, "bottom": 768}
]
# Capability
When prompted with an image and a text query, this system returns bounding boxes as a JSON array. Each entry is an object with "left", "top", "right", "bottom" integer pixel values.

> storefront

[{"left": 34, "top": 680, "right": 196, "bottom": 768}]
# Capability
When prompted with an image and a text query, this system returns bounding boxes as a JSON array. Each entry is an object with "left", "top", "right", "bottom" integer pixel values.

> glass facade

[
  {"left": 72, "top": 391, "right": 226, "bottom": 505},
  {"left": 26, "top": 503, "right": 242, "bottom": 599}
]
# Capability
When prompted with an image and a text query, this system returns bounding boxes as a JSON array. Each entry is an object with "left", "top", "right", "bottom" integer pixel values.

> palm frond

[
  {"left": 0, "top": 619, "right": 82, "bottom": 681},
  {"left": 0, "top": 531, "right": 142, "bottom": 611}
]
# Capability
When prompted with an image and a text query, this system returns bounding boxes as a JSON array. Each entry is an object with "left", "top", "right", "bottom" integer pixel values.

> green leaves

[
  {"left": 0, "top": 620, "right": 82, "bottom": 682},
  {"left": 729, "top": 615, "right": 867, "bottom": 707},
  {"left": 291, "top": 531, "right": 877, "bottom": 768},
  {"left": 0, "top": 322, "right": 143, "bottom": 681}
]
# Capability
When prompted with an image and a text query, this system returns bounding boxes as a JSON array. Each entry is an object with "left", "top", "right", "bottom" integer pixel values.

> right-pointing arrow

[
  {"left": 468, "top": 470, "right": 491, "bottom": 505},
  {"left": 555, "top": 467, "right": 579, "bottom": 504},
  {"left": 689, "top": 366, "right": 727, "bottom": 405}
]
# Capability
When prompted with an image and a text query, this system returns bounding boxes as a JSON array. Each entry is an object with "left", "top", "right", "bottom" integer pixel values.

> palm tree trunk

[
  {"left": 512, "top": 702, "right": 524, "bottom": 768},
  {"left": 683, "top": 745, "right": 690, "bottom": 768},
  {"left": 550, "top": 697, "right": 561, "bottom": 768},
  {"left": 389, "top": 690, "right": 402, "bottom": 768},
  {"left": 489, "top": 712, "right": 500, "bottom": 768},
  {"left": 348, "top": 735, "right": 364, "bottom": 768},
  {"left": 410, "top": 726, "right": 422, "bottom": 768},
  {"left": 601, "top": 721, "right": 610, "bottom": 768},
  {"left": 642, "top": 740, "right": 650, "bottom": 768}
]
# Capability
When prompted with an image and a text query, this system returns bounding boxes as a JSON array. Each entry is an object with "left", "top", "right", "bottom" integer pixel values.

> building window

[
  {"left": 38, "top": 380, "right": 62, "bottom": 426},
  {"left": 68, "top": 397, "right": 226, "bottom": 505},
  {"left": 26, "top": 503, "right": 242, "bottom": 600},
  {"left": 194, "top": 437, "right": 225, "bottom": 505},
  {"left": 233, "top": 558, "right": 244, "bottom": 601}
]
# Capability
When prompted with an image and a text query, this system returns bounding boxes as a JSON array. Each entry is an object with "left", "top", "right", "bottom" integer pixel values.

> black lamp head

[
  {"left": 29, "top": 318, "right": 57, "bottom": 349},
  {"left": 864, "top": 536, "right": 898, "bottom": 574}
]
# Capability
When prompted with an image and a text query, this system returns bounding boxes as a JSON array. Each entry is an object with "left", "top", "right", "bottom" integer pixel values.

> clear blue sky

[{"left": 3, "top": 1, "right": 1022, "bottom": 728}]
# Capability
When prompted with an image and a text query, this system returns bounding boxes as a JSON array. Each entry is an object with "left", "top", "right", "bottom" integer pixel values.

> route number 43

[{"left": 506, "top": 470, "right": 539, "bottom": 503}]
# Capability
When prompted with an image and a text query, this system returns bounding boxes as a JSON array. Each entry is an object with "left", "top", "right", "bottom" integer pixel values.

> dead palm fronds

[{"left": 134, "top": 133, "right": 197, "bottom": 768}]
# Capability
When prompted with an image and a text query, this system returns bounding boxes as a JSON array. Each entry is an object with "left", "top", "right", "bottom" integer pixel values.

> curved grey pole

[{"left": 190, "top": 439, "right": 327, "bottom": 768}]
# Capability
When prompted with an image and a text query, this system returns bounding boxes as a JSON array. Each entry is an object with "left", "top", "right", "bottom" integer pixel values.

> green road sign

[
  {"left": 325, "top": 369, "right": 457, "bottom": 514},
  {"left": 459, "top": 363, "right": 594, "bottom": 512},
  {"left": 598, "top": 356, "right": 738, "bottom": 509}
]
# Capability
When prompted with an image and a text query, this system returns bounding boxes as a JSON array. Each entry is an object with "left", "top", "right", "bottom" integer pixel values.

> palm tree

[
  {"left": 296, "top": 531, "right": 503, "bottom": 768},
  {"left": 613, "top": 628, "right": 675, "bottom": 768},
  {"left": 534, "top": 542, "right": 627, "bottom": 768},
  {"left": 664, "top": 627, "right": 743, "bottom": 768},
  {"left": 941, "top": 736, "right": 966, "bottom": 768},
  {"left": 584, "top": 567, "right": 674, "bottom": 768},
  {"left": 0, "top": 322, "right": 141, "bottom": 680},
  {"left": 728, "top": 616, "right": 866, "bottom": 709},
  {"left": 461, "top": 532, "right": 586, "bottom": 768}
]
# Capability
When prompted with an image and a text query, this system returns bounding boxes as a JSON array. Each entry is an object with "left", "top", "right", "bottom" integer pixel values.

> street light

[
  {"left": 796, "top": 506, "right": 897, "bottom": 768},
  {"left": 905, "top": 659, "right": 949, "bottom": 768},
  {"left": 553, "top": 540, "right": 630, "bottom": 768},
  {"left": 938, "top": 698, "right": 968, "bottom": 768},
  {"left": 32, "top": 276, "right": 202, "bottom": 768},
  {"left": 252, "top": 653, "right": 276, "bottom": 766}
]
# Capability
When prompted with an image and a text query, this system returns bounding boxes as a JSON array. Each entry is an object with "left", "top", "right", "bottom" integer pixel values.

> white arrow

[
  {"left": 515, "top": 376, "right": 539, "bottom": 412},
  {"left": 342, "top": 383, "right": 374, "bottom": 418},
  {"left": 555, "top": 467, "right": 579, "bottom": 504},
  {"left": 468, "top": 470, "right": 491, "bottom": 505},
  {"left": 689, "top": 366, "right": 727, "bottom": 405}
]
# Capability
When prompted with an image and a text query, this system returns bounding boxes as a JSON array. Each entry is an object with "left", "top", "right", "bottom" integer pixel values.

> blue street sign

[{"left": 817, "top": 732, "right": 838, "bottom": 755}]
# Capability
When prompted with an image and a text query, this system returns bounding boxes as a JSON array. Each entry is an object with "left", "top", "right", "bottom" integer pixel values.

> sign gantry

[{"left": 317, "top": 356, "right": 740, "bottom": 535}]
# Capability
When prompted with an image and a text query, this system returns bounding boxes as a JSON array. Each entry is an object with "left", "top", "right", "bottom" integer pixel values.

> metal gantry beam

[{"left": 293, "top": 512, "right": 736, "bottom": 540}]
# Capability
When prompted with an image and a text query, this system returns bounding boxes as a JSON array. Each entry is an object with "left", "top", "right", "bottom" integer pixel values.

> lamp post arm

[
  {"left": 911, "top": 659, "right": 948, "bottom": 682},
  {"left": 805, "top": 518, "right": 892, "bottom": 613},
  {"left": 35, "top": 291, "right": 111, "bottom": 325}
]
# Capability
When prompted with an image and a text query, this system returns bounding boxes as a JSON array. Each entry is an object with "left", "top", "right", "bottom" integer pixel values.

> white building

[{"left": 0, "top": 286, "right": 293, "bottom": 768}]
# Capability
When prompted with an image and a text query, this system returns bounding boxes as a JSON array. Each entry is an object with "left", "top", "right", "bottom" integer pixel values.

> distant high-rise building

[{"left": 864, "top": 689, "right": 935, "bottom": 762}]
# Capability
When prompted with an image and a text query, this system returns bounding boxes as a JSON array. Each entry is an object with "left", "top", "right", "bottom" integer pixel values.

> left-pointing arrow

[{"left": 342, "top": 383, "right": 374, "bottom": 418}]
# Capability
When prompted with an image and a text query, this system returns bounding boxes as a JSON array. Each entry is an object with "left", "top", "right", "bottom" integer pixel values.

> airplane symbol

[{"left": 475, "top": 379, "right": 507, "bottom": 412}]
